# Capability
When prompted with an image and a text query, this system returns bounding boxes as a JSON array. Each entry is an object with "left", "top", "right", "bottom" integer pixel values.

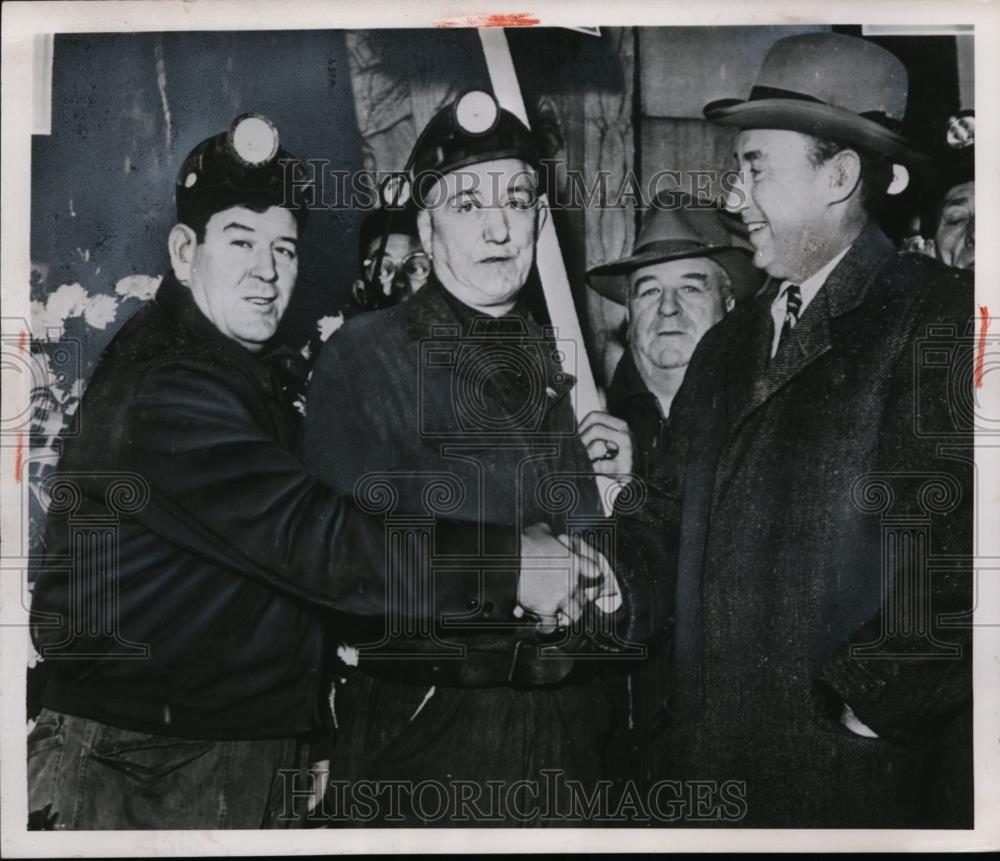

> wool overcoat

[{"left": 646, "top": 226, "right": 974, "bottom": 827}]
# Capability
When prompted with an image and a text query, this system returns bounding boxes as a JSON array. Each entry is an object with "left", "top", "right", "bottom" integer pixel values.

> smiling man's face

[
  {"left": 418, "top": 158, "right": 541, "bottom": 315},
  {"left": 627, "top": 256, "right": 729, "bottom": 373},
  {"left": 184, "top": 205, "right": 299, "bottom": 351},
  {"left": 729, "top": 129, "right": 832, "bottom": 282}
]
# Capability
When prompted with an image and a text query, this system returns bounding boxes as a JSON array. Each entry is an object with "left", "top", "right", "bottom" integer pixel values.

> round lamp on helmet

[
  {"left": 228, "top": 114, "right": 280, "bottom": 168},
  {"left": 368, "top": 90, "right": 533, "bottom": 295},
  {"left": 453, "top": 90, "right": 500, "bottom": 136},
  {"left": 175, "top": 113, "right": 311, "bottom": 230}
]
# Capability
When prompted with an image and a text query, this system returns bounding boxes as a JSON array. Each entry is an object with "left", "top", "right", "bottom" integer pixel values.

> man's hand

[
  {"left": 578, "top": 411, "right": 633, "bottom": 483},
  {"left": 559, "top": 533, "right": 622, "bottom": 613},
  {"left": 519, "top": 523, "right": 604, "bottom": 633}
]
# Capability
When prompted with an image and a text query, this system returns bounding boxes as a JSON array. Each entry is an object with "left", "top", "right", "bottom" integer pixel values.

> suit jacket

[{"left": 641, "top": 225, "right": 974, "bottom": 827}]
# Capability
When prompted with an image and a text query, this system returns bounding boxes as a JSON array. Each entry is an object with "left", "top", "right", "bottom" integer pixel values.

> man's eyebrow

[
  {"left": 632, "top": 274, "right": 659, "bottom": 291},
  {"left": 222, "top": 221, "right": 255, "bottom": 233},
  {"left": 449, "top": 188, "right": 482, "bottom": 204},
  {"left": 508, "top": 176, "right": 537, "bottom": 191},
  {"left": 734, "top": 149, "right": 764, "bottom": 163},
  {"left": 681, "top": 272, "right": 709, "bottom": 283},
  {"left": 277, "top": 235, "right": 298, "bottom": 246},
  {"left": 942, "top": 196, "right": 973, "bottom": 210}
]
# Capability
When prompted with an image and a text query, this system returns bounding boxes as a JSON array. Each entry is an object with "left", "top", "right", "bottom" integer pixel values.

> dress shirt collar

[{"left": 770, "top": 243, "right": 852, "bottom": 356}]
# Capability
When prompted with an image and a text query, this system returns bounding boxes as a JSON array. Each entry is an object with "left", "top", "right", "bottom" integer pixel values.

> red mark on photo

[
  {"left": 436, "top": 12, "right": 541, "bottom": 28},
  {"left": 14, "top": 329, "right": 28, "bottom": 483},
  {"left": 975, "top": 306, "right": 989, "bottom": 390}
]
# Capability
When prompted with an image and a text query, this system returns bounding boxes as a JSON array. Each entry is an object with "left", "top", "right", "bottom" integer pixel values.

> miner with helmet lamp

[{"left": 304, "top": 90, "right": 640, "bottom": 823}]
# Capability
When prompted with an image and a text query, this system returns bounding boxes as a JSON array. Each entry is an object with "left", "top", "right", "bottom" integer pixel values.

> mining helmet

[
  {"left": 365, "top": 92, "right": 541, "bottom": 300},
  {"left": 175, "top": 113, "right": 312, "bottom": 229},
  {"left": 382, "top": 90, "right": 541, "bottom": 211}
]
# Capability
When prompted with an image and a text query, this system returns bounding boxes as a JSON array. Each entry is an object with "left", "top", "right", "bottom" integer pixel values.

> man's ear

[
  {"left": 416, "top": 210, "right": 434, "bottom": 260},
  {"left": 169, "top": 224, "right": 198, "bottom": 285},
  {"left": 825, "top": 149, "right": 862, "bottom": 205}
]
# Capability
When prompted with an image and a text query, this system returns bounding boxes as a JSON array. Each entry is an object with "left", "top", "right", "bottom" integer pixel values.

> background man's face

[
  {"left": 187, "top": 205, "right": 298, "bottom": 351},
  {"left": 364, "top": 233, "right": 429, "bottom": 295},
  {"left": 627, "top": 256, "right": 729, "bottom": 371},
  {"left": 420, "top": 158, "right": 539, "bottom": 312},
  {"left": 730, "top": 129, "right": 830, "bottom": 281},
  {"left": 934, "top": 180, "right": 975, "bottom": 270}
]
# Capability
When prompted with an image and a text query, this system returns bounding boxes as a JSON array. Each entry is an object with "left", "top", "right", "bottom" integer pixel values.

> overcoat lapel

[
  {"left": 743, "top": 286, "right": 834, "bottom": 421},
  {"left": 728, "top": 225, "right": 897, "bottom": 437},
  {"left": 723, "top": 283, "right": 776, "bottom": 431}
]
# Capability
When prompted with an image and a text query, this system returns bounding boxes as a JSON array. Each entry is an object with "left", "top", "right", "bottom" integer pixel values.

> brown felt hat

[
  {"left": 703, "top": 33, "right": 925, "bottom": 165},
  {"left": 587, "top": 193, "right": 763, "bottom": 305}
]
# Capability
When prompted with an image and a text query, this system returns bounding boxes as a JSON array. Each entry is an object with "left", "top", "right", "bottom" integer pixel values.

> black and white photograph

[{"left": 1, "top": 0, "right": 998, "bottom": 853}]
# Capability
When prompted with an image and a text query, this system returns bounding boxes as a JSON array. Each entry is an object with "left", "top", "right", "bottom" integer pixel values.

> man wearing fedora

[
  {"left": 636, "top": 33, "right": 974, "bottom": 827},
  {"left": 588, "top": 193, "right": 762, "bottom": 480}
]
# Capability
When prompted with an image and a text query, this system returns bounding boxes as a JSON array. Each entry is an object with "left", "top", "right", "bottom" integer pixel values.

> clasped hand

[{"left": 517, "top": 522, "right": 620, "bottom": 633}]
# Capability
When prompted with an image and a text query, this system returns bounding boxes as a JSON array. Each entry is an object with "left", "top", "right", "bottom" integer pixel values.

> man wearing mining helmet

[
  {"left": 305, "top": 91, "right": 640, "bottom": 824},
  {"left": 351, "top": 201, "right": 431, "bottom": 311},
  {"left": 27, "top": 114, "right": 594, "bottom": 829},
  {"left": 635, "top": 33, "right": 974, "bottom": 827}
]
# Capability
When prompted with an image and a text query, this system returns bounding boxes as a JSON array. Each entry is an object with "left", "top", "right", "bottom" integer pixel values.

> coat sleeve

[
  {"left": 302, "top": 322, "right": 398, "bottom": 493},
  {"left": 121, "top": 358, "right": 520, "bottom": 620},
  {"left": 817, "top": 272, "right": 974, "bottom": 749}
]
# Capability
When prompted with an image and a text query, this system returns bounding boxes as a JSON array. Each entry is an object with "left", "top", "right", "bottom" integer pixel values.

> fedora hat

[
  {"left": 587, "top": 193, "right": 764, "bottom": 305},
  {"left": 704, "top": 33, "right": 924, "bottom": 165}
]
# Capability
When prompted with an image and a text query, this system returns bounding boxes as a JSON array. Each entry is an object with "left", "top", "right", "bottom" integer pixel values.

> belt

[{"left": 358, "top": 640, "right": 577, "bottom": 689}]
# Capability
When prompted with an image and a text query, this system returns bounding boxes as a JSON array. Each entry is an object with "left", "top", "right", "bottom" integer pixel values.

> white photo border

[{"left": 2, "top": 0, "right": 998, "bottom": 854}]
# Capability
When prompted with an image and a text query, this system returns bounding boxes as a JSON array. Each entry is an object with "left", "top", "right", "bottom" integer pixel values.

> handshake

[
  {"left": 512, "top": 409, "right": 632, "bottom": 632},
  {"left": 517, "top": 522, "right": 621, "bottom": 634}
]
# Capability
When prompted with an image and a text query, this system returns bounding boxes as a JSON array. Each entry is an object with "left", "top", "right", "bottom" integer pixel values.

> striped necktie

[{"left": 777, "top": 283, "right": 802, "bottom": 351}]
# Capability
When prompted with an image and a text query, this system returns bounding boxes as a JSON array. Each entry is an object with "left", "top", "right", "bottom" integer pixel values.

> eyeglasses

[{"left": 364, "top": 251, "right": 432, "bottom": 286}]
